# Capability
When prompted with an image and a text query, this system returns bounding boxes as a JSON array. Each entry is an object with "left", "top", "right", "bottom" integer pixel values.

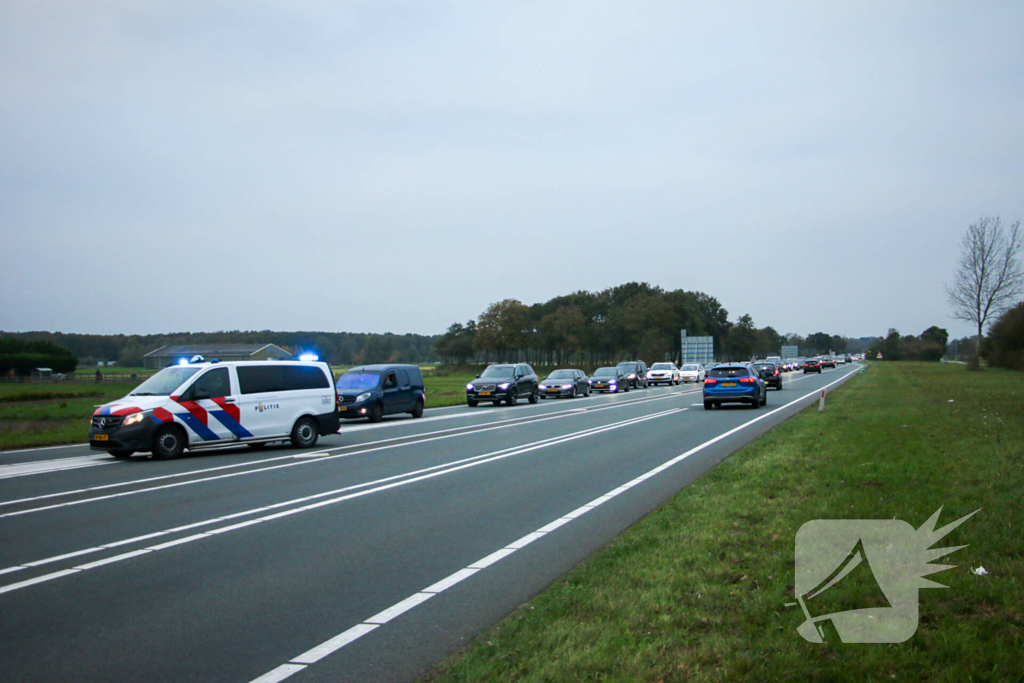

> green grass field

[
  {"left": 0, "top": 382, "right": 140, "bottom": 450},
  {"left": 424, "top": 363, "right": 1024, "bottom": 682}
]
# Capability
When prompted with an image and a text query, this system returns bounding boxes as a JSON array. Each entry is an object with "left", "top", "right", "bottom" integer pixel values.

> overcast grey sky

[{"left": 2, "top": 1, "right": 1021, "bottom": 340}]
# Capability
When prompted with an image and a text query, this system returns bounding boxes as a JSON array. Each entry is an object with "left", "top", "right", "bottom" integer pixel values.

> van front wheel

[
  {"left": 368, "top": 402, "right": 384, "bottom": 423},
  {"left": 291, "top": 416, "right": 319, "bottom": 448},
  {"left": 152, "top": 425, "right": 186, "bottom": 460}
]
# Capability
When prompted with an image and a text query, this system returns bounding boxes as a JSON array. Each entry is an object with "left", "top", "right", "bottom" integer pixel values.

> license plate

[
  {"left": 548, "top": 388, "right": 559, "bottom": 392},
  {"left": 94, "top": 434, "right": 108, "bottom": 441},
  {"left": 480, "top": 391, "right": 491, "bottom": 396},
  {"left": 722, "top": 382, "right": 737, "bottom": 387},
  {"left": 338, "top": 407, "right": 347, "bottom": 412},
  {"left": 595, "top": 384, "right": 606, "bottom": 389}
]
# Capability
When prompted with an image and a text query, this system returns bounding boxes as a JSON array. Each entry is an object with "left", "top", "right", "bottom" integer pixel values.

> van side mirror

[{"left": 475, "top": 374, "right": 481, "bottom": 378}]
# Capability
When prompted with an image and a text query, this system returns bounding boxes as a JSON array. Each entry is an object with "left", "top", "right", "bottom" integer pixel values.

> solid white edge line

[{"left": 245, "top": 365, "right": 863, "bottom": 682}]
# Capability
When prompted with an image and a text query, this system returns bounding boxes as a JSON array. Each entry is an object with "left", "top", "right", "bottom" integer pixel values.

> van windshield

[
  {"left": 130, "top": 366, "right": 202, "bottom": 396},
  {"left": 337, "top": 372, "right": 381, "bottom": 390}
]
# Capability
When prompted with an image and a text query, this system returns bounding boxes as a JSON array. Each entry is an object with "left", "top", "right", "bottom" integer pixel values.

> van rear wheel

[
  {"left": 152, "top": 425, "right": 186, "bottom": 460},
  {"left": 411, "top": 398, "right": 424, "bottom": 418},
  {"left": 291, "top": 416, "right": 319, "bottom": 448}
]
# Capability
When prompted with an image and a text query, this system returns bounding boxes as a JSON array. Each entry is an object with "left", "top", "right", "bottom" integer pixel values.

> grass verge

[{"left": 424, "top": 362, "right": 1024, "bottom": 682}]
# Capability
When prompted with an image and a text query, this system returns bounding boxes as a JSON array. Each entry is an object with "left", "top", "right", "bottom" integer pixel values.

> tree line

[
  {"left": 0, "top": 338, "right": 78, "bottom": 375},
  {"left": 0, "top": 330, "right": 440, "bottom": 367},
  {"left": 433, "top": 282, "right": 857, "bottom": 366}
]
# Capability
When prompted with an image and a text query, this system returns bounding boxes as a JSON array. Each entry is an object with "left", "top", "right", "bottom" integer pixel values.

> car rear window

[
  {"left": 238, "top": 364, "right": 330, "bottom": 394},
  {"left": 709, "top": 367, "right": 750, "bottom": 378}
]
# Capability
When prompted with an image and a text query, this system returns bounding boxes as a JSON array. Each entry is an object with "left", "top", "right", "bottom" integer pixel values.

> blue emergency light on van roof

[{"left": 298, "top": 353, "right": 319, "bottom": 362}]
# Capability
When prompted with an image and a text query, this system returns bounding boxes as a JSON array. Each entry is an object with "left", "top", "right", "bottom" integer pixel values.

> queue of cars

[{"left": 89, "top": 352, "right": 855, "bottom": 460}]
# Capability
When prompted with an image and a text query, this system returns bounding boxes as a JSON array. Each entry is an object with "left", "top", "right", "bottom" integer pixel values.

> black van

[{"left": 335, "top": 364, "right": 426, "bottom": 422}]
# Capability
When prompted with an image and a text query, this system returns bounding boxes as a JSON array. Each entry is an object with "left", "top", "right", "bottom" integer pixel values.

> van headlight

[
  {"left": 498, "top": 383, "right": 510, "bottom": 390},
  {"left": 123, "top": 412, "right": 147, "bottom": 427},
  {"left": 356, "top": 393, "right": 371, "bottom": 402}
]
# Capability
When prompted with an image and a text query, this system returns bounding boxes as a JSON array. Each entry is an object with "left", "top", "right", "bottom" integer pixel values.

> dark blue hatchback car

[
  {"left": 336, "top": 364, "right": 425, "bottom": 422},
  {"left": 703, "top": 363, "right": 766, "bottom": 410}
]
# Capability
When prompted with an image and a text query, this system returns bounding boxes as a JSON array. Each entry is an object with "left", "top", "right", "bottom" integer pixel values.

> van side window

[
  {"left": 383, "top": 372, "right": 397, "bottom": 389},
  {"left": 397, "top": 369, "right": 409, "bottom": 386},
  {"left": 237, "top": 365, "right": 330, "bottom": 394},
  {"left": 408, "top": 368, "right": 423, "bottom": 386},
  {"left": 192, "top": 367, "right": 230, "bottom": 399}
]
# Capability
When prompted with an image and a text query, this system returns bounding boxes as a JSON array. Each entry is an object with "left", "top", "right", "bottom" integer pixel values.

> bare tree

[{"left": 945, "top": 215, "right": 1024, "bottom": 367}]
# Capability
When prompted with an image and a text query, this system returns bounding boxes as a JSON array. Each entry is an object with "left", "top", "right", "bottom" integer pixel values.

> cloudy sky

[{"left": 2, "top": 1, "right": 1021, "bottom": 340}]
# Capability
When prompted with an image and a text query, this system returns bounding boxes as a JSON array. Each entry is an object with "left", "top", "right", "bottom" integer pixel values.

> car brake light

[
  {"left": 738, "top": 377, "right": 756, "bottom": 384},
  {"left": 704, "top": 378, "right": 717, "bottom": 385},
  {"left": 774, "top": 370, "right": 779, "bottom": 376}
]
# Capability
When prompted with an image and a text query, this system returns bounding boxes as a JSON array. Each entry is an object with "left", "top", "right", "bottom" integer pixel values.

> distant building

[{"left": 143, "top": 344, "right": 292, "bottom": 369}]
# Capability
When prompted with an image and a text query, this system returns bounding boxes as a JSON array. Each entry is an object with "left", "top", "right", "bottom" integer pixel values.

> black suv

[
  {"left": 466, "top": 364, "right": 540, "bottom": 407},
  {"left": 752, "top": 361, "right": 783, "bottom": 390},
  {"left": 616, "top": 361, "right": 648, "bottom": 389}
]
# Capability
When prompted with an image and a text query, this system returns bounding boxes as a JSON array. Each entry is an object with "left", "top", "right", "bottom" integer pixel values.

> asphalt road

[{"left": 0, "top": 364, "right": 862, "bottom": 683}]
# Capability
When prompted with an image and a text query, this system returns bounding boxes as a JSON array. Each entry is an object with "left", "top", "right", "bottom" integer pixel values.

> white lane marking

[
  {"left": 423, "top": 567, "right": 480, "bottom": 594},
  {"left": 0, "top": 443, "right": 87, "bottom": 455},
  {"left": 0, "top": 568, "right": 81, "bottom": 595},
  {"left": 246, "top": 366, "right": 864, "bottom": 683},
  {"left": 2, "top": 385, "right": 696, "bottom": 511},
  {"left": 74, "top": 549, "right": 151, "bottom": 571},
  {"left": 289, "top": 624, "right": 379, "bottom": 666},
  {"left": 0, "top": 455, "right": 114, "bottom": 480},
  {"left": 291, "top": 452, "right": 328, "bottom": 458},
  {"left": 0, "top": 409, "right": 685, "bottom": 593},
  {"left": 250, "top": 663, "right": 309, "bottom": 683},
  {"left": 364, "top": 592, "right": 434, "bottom": 624},
  {"left": 468, "top": 548, "right": 517, "bottom": 569}
]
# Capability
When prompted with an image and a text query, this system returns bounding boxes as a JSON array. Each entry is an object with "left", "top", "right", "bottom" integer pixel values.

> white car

[
  {"left": 646, "top": 362, "right": 679, "bottom": 386},
  {"left": 679, "top": 363, "right": 706, "bottom": 383}
]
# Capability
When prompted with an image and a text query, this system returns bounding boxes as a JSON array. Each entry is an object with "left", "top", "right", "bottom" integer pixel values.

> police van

[{"left": 88, "top": 358, "right": 340, "bottom": 460}]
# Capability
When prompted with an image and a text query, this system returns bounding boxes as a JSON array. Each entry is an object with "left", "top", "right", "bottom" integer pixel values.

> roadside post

[{"left": 819, "top": 390, "right": 825, "bottom": 413}]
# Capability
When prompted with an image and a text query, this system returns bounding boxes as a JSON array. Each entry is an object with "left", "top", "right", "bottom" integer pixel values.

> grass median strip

[{"left": 425, "top": 363, "right": 1024, "bottom": 682}]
